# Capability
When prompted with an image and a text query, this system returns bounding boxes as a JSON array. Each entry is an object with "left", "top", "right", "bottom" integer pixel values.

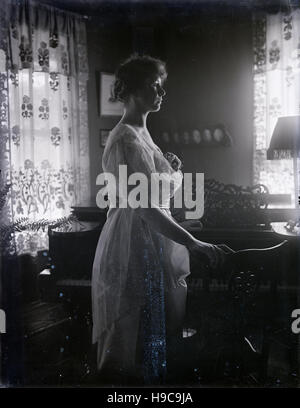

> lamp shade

[{"left": 267, "top": 115, "right": 300, "bottom": 160}]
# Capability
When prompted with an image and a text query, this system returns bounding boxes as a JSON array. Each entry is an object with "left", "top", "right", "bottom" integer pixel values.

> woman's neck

[{"left": 120, "top": 105, "right": 149, "bottom": 129}]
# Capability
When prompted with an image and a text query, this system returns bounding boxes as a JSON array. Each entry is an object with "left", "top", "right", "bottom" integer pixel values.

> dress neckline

[{"left": 119, "top": 123, "right": 163, "bottom": 155}]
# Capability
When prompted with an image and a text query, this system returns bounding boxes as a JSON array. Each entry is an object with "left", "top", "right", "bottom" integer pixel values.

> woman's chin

[{"left": 151, "top": 103, "right": 161, "bottom": 112}]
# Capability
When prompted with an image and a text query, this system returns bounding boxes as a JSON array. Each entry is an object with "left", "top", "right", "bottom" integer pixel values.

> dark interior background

[{"left": 39, "top": 0, "right": 293, "bottom": 202}]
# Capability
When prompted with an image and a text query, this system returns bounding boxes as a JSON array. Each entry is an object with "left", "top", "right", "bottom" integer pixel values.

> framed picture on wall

[
  {"left": 100, "top": 129, "right": 110, "bottom": 148},
  {"left": 100, "top": 72, "right": 123, "bottom": 116}
]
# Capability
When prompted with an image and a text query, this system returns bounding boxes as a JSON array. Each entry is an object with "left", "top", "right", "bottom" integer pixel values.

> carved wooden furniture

[
  {"left": 37, "top": 179, "right": 298, "bottom": 385},
  {"left": 185, "top": 240, "right": 299, "bottom": 385},
  {"left": 224, "top": 241, "right": 290, "bottom": 383},
  {"left": 171, "top": 178, "right": 270, "bottom": 229},
  {"left": 201, "top": 179, "right": 270, "bottom": 229}
]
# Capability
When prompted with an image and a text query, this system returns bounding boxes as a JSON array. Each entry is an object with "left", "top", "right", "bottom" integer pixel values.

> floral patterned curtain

[
  {"left": 253, "top": 8, "right": 300, "bottom": 207},
  {"left": 0, "top": 0, "right": 90, "bottom": 254}
]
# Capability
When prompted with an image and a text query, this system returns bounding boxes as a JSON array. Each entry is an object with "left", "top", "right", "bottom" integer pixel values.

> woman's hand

[
  {"left": 187, "top": 240, "right": 234, "bottom": 269},
  {"left": 164, "top": 152, "right": 182, "bottom": 171}
]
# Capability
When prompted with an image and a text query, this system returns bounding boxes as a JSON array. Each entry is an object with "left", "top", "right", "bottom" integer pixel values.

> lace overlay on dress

[{"left": 91, "top": 123, "right": 190, "bottom": 383}]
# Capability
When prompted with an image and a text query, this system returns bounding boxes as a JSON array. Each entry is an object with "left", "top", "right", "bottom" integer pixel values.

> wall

[
  {"left": 150, "top": 13, "right": 254, "bottom": 186},
  {"left": 86, "top": 15, "right": 133, "bottom": 204},
  {"left": 86, "top": 7, "right": 254, "bottom": 203}
]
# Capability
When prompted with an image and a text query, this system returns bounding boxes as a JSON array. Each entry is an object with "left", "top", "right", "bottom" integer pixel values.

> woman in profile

[{"left": 91, "top": 55, "right": 228, "bottom": 385}]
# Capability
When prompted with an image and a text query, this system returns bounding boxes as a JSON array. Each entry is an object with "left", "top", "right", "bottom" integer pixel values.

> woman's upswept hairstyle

[{"left": 112, "top": 54, "right": 167, "bottom": 103}]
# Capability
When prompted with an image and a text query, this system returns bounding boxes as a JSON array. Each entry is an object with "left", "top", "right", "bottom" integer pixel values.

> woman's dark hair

[{"left": 112, "top": 54, "right": 167, "bottom": 103}]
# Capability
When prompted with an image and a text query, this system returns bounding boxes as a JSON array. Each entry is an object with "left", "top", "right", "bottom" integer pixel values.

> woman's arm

[
  {"left": 121, "top": 131, "right": 229, "bottom": 265},
  {"left": 137, "top": 207, "right": 197, "bottom": 248},
  {"left": 136, "top": 207, "right": 226, "bottom": 267}
]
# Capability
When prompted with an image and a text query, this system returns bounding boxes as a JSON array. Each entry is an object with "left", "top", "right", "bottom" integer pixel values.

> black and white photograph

[
  {"left": 0, "top": 0, "right": 300, "bottom": 393},
  {"left": 99, "top": 129, "right": 110, "bottom": 147}
]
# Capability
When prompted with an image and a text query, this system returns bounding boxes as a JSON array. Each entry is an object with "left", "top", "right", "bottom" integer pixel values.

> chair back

[{"left": 224, "top": 240, "right": 289, "bottom": 303}]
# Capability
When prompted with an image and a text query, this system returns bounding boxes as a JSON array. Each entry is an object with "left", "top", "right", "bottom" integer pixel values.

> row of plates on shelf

[{"left": 160, "top": 126, "right": 232, "bottom": 146}]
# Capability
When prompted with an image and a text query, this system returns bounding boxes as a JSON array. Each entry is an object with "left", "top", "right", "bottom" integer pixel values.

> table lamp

[{"left": 267, "top": 115, "right": 300, "bottom": 208}]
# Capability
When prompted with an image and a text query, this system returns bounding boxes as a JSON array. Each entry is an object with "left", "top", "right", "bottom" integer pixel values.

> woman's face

[{"left": 134, "top": 75, "right": 166, "bottom": 113}]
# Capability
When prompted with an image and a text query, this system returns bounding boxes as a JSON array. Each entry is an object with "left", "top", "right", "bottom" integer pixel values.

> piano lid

[{"left": 49, "top": 221, "right": 103, "bottom": 234}]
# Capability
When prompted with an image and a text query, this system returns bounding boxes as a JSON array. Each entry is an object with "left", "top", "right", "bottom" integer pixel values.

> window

[
  {"left": 253, "top": 9, "right": 300, "bottom": 208},
  {"left": 0, "top": 2, "right": 90, "bottom": 255}
]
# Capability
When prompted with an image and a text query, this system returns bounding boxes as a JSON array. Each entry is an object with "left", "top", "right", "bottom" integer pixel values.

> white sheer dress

[{"left": 91, "top": 123, "right": 190, "bottom": 384}]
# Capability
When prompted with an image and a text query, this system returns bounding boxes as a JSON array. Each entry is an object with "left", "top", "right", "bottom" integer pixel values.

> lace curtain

[
  {"left": 253, "top": 8, "right": 300, "bottom": 207},
  {"left": 0, "top": 0, "right": 90, "bottom": 254}
]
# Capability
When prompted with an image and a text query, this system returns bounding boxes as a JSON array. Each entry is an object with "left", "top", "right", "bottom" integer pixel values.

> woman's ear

[
  {"left": 132, "top": 88, "right": 142, "bottom": 98},
  {"left": 125, "top": 93, "right": 136, "bottom": 105}
]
